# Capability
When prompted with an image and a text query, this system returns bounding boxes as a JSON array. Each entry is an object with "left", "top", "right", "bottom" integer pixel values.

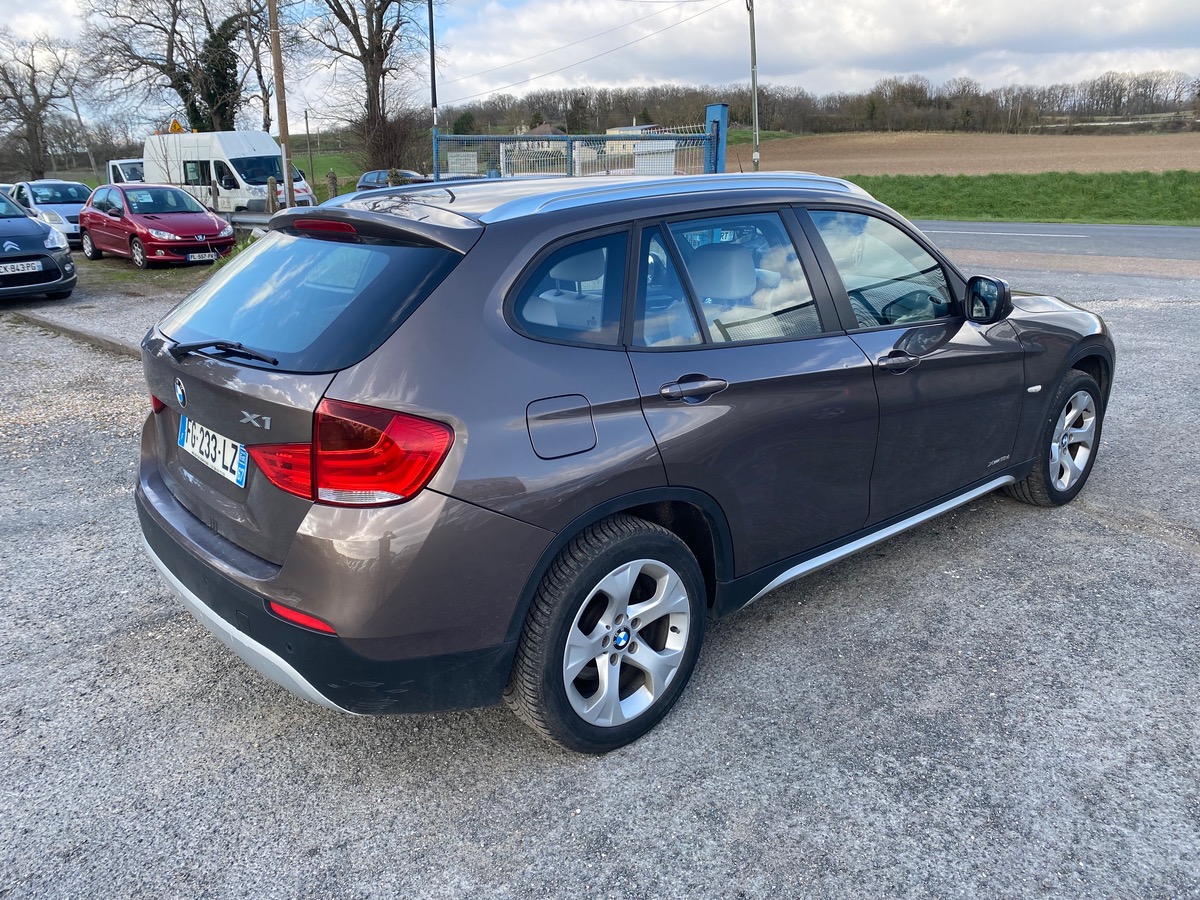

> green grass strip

[{"left": 845, "top": 171, "right": 1200, "bottom": 226}]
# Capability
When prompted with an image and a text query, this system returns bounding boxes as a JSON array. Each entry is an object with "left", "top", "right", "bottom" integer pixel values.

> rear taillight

[
  {"left": 247, "top": 400, "right": 453, "bottom": 507},
  {"left": 268, "top": 601, "right": 336, "bottom": 634},
  {"left": 248, "top": 443, "right": 313, "bottom": 499}
]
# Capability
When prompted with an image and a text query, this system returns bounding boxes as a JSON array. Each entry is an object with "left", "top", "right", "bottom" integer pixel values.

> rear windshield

[{"left": 157, "top": 231, "right": 461, "bottom": 373}]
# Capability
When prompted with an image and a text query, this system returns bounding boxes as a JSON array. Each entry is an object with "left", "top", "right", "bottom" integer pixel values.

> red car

[{"left": 79, "top": 184, "right": 236, "bottom": 268}]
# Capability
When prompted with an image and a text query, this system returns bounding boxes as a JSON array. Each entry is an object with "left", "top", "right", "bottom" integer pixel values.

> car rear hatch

[{"left": 142, "top": 204, "right": 482, "bottom": 565}]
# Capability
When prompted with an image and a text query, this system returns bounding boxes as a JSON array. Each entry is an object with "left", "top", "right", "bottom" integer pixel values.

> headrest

[
  {"left": 549, "top": 248, "right": 606, "bottom": 283},
  {"left": 688, "top": 243, "right": 756, "bottom": 301}
]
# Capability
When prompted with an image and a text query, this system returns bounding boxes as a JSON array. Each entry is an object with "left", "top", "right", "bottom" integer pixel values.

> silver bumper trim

[{"left": 140, "top": 534, "right": 356, "bottom": 715}]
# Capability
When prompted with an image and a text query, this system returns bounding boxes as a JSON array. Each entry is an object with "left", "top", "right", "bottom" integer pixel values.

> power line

[
  {"left": 444, "top": 0, "right": 736, "bottom": 105},
  {"left": 441, "top": 1, "right": 692, "bottom": 87}
]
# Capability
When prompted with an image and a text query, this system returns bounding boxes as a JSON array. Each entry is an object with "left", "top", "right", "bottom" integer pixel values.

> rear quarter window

[
  {"left": 157, "top": 231, "right": 460, "bottom": 372},
  {"left": 509, "top": 231, "right": 627, "bottom": 347}
]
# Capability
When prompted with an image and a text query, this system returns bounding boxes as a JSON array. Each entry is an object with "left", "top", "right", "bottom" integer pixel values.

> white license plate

[
  {"left": 0, "top": 260, "right": 42, "bottom": 275},
  {"left": 188, "top": 252, "right": 217, "bottom": 262},
  {"left": 178, "top": 416, "right": 248, "bottom": 487}
]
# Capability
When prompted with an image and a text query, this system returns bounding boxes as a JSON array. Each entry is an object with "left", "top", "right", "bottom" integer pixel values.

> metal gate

[{"left": 432, "top": 103, "right": 728, "bottom": 182}]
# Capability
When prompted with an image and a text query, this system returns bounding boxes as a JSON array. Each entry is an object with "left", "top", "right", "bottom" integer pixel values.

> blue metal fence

[{"left": 432, "top": 103, "right": 728, "bottom": 182}]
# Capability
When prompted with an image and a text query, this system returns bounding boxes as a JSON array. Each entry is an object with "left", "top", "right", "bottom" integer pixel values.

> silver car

[{"left": 11, "top": 180, "right": 92, "bottom": 247}]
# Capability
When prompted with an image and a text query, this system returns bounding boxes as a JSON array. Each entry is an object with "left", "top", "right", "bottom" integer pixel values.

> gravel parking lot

[{"left": 1, "top": 246, "right": 1198, "bottom": 898}]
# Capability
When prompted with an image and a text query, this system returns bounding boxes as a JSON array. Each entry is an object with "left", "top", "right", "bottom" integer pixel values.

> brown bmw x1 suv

[{"left": 136, "top": 174, "right": 1115, "bottom": 752}]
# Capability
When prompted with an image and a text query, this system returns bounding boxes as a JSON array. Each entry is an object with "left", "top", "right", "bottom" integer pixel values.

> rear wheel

[
  {"left": 130, "top": 237, "right": 149, "bottom": 269},
  {"left": 505, "top": 515, "right": 705, "bottom": 753},
  {"left": 1006, "top": 369, "right": 1104, "bottom": 507},
  {"left": 80, "top": 231, "right": 102, "bottom": 260}
]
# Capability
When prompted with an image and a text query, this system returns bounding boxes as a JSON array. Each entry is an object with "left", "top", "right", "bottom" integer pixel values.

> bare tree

[
  {"left": 301, "top": 0, "right": 428, "bottom": 165},
  {"left": 0, "top": 29, "right": 76, "bottom": 178},
  {"left": 80, "top": 0, "right": 252, "bottom": 131}
]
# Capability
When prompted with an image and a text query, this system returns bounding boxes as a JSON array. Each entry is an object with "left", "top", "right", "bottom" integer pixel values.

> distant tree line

[{"left": 441, "top": 70, "right": 1200, "bottom": 135}]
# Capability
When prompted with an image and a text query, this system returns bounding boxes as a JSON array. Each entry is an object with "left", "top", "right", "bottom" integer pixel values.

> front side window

[
  {"left": 511, "top": 232, "right": 627, "bottom": 346},
  {"left": 668, "top": 212, "right": 824, "bottom": 344},
  {"left": 809, "top": 210, "right": 953, "bottom": 328}
]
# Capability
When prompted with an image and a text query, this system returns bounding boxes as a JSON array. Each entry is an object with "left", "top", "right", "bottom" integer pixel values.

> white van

[
  {"left": 106, "top": 158, "right": 145, "bottom": 184},
  {"left": 142, "top": 131, "right": 316, "bottom": 213}
]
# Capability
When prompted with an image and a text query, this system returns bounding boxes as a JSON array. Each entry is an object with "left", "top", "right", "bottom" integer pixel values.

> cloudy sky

[
  {"left": 432, "top": 0, "right": 1200, "bottom": 104},
  {"left": 6, "top": 0, "right": 1199, "bottom": 125}
]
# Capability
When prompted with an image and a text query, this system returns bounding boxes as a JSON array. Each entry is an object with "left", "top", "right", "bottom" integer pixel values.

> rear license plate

[
  {"left": 188, "top": 252, "right": 217, "bottom": 261},
  {"left": 178, "top": 416, "right": 248, "bottom": 487},
  {"left": 0, "top": 260, "right": 42, "bottom": 275}
]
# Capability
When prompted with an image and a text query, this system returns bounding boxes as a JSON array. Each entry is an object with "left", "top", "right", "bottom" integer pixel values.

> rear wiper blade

[{"left": 169, "top": 339, "right": 279, "bottom": 365}]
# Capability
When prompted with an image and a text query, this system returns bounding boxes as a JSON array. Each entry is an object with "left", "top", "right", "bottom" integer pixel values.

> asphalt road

[{"left": 1, "top": 225, "right": 1198, "bottom": 898}]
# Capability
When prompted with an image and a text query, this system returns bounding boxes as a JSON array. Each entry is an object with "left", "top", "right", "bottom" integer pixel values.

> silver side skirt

[
  {"left": 141, "top": 535, "right": 357, "bottom": 715},
  {"left": 747, "top": 476, "right": 1016, "bottom": 606}
]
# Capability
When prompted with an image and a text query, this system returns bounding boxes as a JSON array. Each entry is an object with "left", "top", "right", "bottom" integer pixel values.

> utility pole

[
  {"left": 428, "top": 0, "right": 439, "bottom": 179},
  {"left": 268, "top": 0, "right": 295, "bottom": 207},
  {"left": 304, "top": 109, "right": 316, "bottom": 190},
  {"left": 428, "top": 0, "right": 438, "bottom": 128},
  {"left": 747, "top": 0, "right": 760, "bottom": 171}
]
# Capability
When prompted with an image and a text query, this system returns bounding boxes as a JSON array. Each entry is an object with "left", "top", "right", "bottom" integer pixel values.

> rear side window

[
  {"left": 668, "top": 212, "right": 825, "bottom": 344},
  {"left": 511, "top": 232, "right": 627, "bottom": 346},
  {"left": 158, "top": 231, "right": 461, "bottom": 373}
]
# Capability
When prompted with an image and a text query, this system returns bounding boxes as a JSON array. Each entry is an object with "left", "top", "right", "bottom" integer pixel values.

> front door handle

[
  {"left": 877, "top": 353, "right": 921, "bottom": 372},
  {"left": 660, "top": 375, "right": 729, "bottom": 402}
]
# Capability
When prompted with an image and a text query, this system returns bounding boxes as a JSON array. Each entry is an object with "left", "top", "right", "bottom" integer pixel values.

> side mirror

[
  {"left": 965, "top": 275, "right": 1012, "bottom": 325},
  {"left": 221, "top": 176, "right": 238, "bottom": 190},
  {"left": 108, "top": 207, "right": 123, "bottom": 218}
]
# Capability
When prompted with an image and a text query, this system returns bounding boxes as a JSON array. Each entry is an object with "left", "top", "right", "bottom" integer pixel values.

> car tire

[
  {"left": 45, "top": 290, "right": 72, "bottom": 300},
  {"left": 80, "top": 231, "right": 102, "bottom": 260},
  {"left": 130, "top": 237, "right": 150, "bottom": 269},
  {"left": 1006, "top": 369, "right": 1104, "bottom": 507},
  {"left": 505, "top": 515, "right": 705, "bottom": 753}
]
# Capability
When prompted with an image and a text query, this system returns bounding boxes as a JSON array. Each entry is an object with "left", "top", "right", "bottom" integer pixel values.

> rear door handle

[{"left": 660, "top": 375, "right": 729, "bottom": 402}]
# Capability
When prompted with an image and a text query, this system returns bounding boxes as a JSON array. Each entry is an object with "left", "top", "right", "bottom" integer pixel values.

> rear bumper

[{"left": 136, "top": 485, "right": 521, "bottom": 715}]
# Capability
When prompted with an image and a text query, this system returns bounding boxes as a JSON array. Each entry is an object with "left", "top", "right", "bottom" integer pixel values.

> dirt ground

[{"left": 746, "top": 131, "right": 1200, "bottom": 177}]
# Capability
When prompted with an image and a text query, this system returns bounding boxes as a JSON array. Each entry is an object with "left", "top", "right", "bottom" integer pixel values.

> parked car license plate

[
  {"left": 0, "top": 260, "right": 42, "bottom": 275},
  {"left": 178, "top": 416, "right": 248, "bottom": 487},
  {"left": 188, "top": 252, "right": 218, "bottom": 262}
]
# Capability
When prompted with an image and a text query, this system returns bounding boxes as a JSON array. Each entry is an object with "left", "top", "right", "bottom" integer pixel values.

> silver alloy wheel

[
  {"left": 562, "top": 558, "right": 692, "bottom": 727},
  {"left": 131, "top": 239, "right": 146, "bottom": 267},
  {"left": 1049, "top": 389, "right": 1097, "bottom": 492},
  {"left": 82, "top": 232, "right": 94, "bottom": 257}
]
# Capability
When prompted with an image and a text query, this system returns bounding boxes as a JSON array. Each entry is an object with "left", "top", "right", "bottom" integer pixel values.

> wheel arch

[
  {"left": 501, "top": 487, "right": 734, "bottom": 647},
  {"left": 1068, "top": 347, "right": 1113, "bottom": 404}
]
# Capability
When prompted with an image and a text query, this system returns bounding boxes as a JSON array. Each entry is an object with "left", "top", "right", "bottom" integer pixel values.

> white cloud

[{"left": 5, "top": 0, "right": 85, "bottom": 40}]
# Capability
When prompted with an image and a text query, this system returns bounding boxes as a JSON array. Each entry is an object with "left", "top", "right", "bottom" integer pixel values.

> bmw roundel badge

[{"left": 174, "top": 378, "right": 187, "bottom": 408}]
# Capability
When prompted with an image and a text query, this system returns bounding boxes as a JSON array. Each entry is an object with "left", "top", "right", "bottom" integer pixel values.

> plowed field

[{"left": 746, "top": 131, "right": 1200, "bottom": 177}]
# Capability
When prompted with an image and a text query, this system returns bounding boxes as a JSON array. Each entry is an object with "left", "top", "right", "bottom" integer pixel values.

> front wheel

[
  {"left": 505, "top": 515, "right": 706, "bottom": 753},
  {"left": 130, "top": 237, "right": 149, "bottom": 269},
  {"left": 1006, "top": 369, "right": 1104, "bottom": 507}
]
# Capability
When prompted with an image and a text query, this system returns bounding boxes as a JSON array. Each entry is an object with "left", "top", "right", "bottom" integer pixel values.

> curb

[{"left": 8, "top": 310, "right": 141, "bottom": 359}]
